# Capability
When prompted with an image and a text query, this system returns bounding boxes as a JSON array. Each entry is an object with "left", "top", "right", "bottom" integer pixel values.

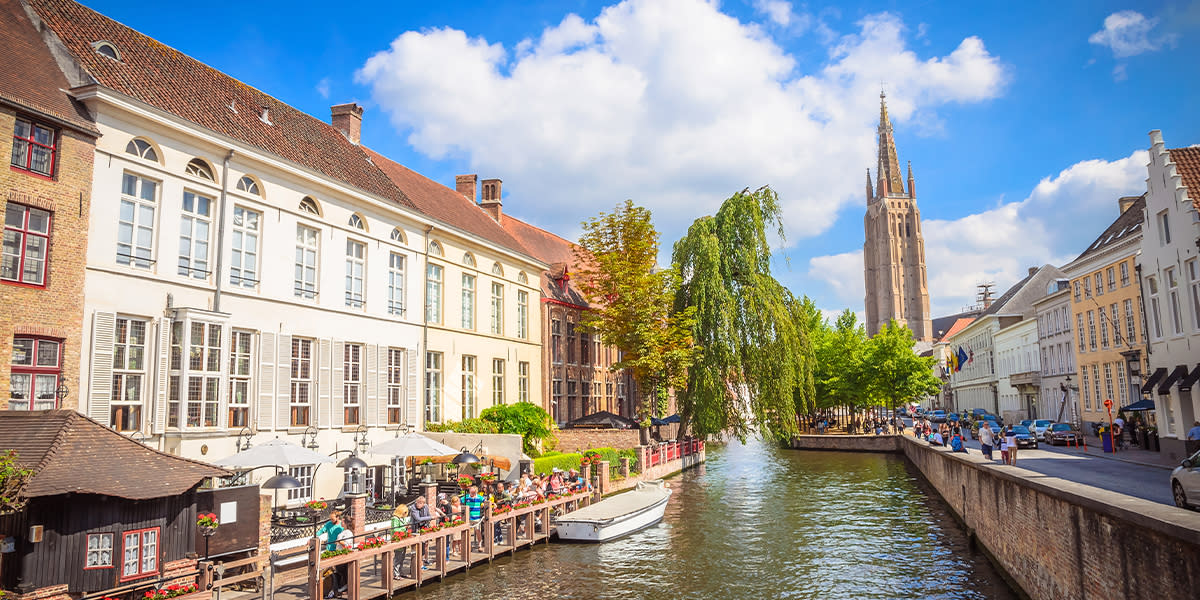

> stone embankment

[{"left": 789, "top": 434, "right": 1200, "bottom": 600}]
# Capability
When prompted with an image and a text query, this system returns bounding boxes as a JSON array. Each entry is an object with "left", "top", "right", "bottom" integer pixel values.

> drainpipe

[
  {"left": 213, "top": 150, "right": 235, "bottom": 312},
  {"left": 420, "top": 225, "right": 434, "bottom": 431}
]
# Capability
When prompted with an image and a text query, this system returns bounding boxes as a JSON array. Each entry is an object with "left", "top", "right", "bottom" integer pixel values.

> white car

[
  {"left": 1171, "top": 448, "right": 1200, "bottom": 510},
  {"left": 1032, "top": 419, "right": 1053, "bottom": 440}
]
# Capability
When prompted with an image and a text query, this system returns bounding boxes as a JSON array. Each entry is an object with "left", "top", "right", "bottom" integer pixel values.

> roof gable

[
  {"left": 500, "top": 214, "right": 593, "bottom": 307},
  {"left": 1168, "top": 147, "right": 1200, "bottom": 213},
  {"left": 0, "top": 0, "right": 94, "bottom": 132}
]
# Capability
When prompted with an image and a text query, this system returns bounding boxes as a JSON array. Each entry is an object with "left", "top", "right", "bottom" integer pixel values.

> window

[
  {"left": 387, "top": 253, "right": 405, "bottom": 316},
  {"left": 11, "top": 118, "right": 56, "bottom": 176},
  {"left": 425, "top": 263, "right": 443, "bottom": 323},
  {"left": 552, "top": 377, "right": 563, "bottom": 423},
  {"left": 178, "top": 191, "right": 213, "bottom": 279},
  {"left": 93, "top": 40, "right": 120, "bottom": 60},
  {"left": 1124, "top": 299, "right": 1136, "bottom": 344},
  {"left": 551, "top": 318, "right": 562, "bottom": 363},
  {"left": 462, "top": 274, "right": 475, "bottom": 329},
  {"left": 518, "top": 271, "right": 528, "bottom": 285},
  {"left": 1087, "top": 311, "right": 1096, "bottom": 351},
  {"left": 390, "top": 227, "right": 406, "bottom": 244},
  {"left": 1103, "top": 363, "right": 1114, "bottom": 404},
  {"left": 1099, "top": 309, "right": 1109, "bottom": 348},
  {"left": 1120, "top": 262, "right": 1130, "bottom": 286},
  {"left": 290, "top": 338, "right": 313, "bottom": 426},
  {"left": 1117, "top": 362, "right": 1128, "bottom": 405},
  {"left": 125, "top": 138, "right": 157, "bottom": 162},
  {"left": 1189, "top": 259, "right": 1200, "bottom": 331},
  {"left": 120, "top": 527, "right": 158, "bottom": 579},
  {"left": 287, "top": 465, "right": 313, "bottom": 502},
  {"left": 490, "top": 282, "right": 504, "bottom": 335},
  {"left": 425, "top": 351, "right": 442, "bottom": 423},
  {"left": 344, "top": 343, "right": 362, "bottom": 425},
  {"left": 387, "top": 348, "right": 405, "bottom": 424},
  {"left": 294, "top": 225, "right": 319, "bottom": 299},
  {"left": 1083, "top": 277, "right": 1091, "bottom": 298},
  {"left": 228, "top": 330, "right": 252, "bottom": 428},
  {"left": 185, "top": 158, "right": 214, "bottom": 181},
  {"left": 10, "top": 337, "right": 61, "bottom": 410},
  {"left": 518, "top": 361, "right": 529, "bottom": 403},
  {"left": 491, "top": 262, "right": 503, "bottom": 276},
  {"left": 1158, "top": 210, "right": 1171, "bottom": 246},
  {"left": 230, "top": 207, "right": 260, "bottom": 287},
  {"left": 1094, "top": 273, "right": 1104, "bottom": 296},
  {"left": 1082, "top": 368, "right": 1091, "bottom": 410},
  {"left": 236, "top": 175, "right": 260, "bottom": 195},
  {"left": 85, "top": 533, "right": 114, "bottom": 569},
  {"left": 567, "top": 322, "right": 577, "bottom": 364},
  {"left": 1091, "top": 365, "right": 1100, "bottom": 412},
  {"left": 1147, "top": 276, "right": 1163, "bottom": 338},
  {"left": 462, "top": 253, "right": 475, "bottom": 268},
  {"left": 1106, "top": 267, "right": 1116, "bottom": 292},
  {"left": 117, "top": 173, "right": 158, "bottom": 268},
  {"left": 1167, "top": 267, "right": 1183, "bottom": 335},
  {"left": 299, "top": 196, "right": 321, "bottom": 216},
  {"left": 182, "top": 322, "right": 221, "bottom": 428},
  {"left": 342, "top": 467, "right": 374, "bottom": 496},
  {"left": 1073, "top": 281, "right": 1081, "bottom": 303},
  {"left": 3, "top": 203, "right": 50, "bottom": 286},
  {"left": 345, "top": 239, "right": 365, "bottom": 308},
  {"left": 1076, "top": 314, "right": 1085, "bottom": 351},
  {"left": 492, "top": 358, "right": 505, "bottom": 405},
  {"left": 348, "top": 213, "right": 365, "bottom": 230},
  {"left": 111, "top": 317, "right": 147, "bottom": 431},
  {"left": 581, "top": 332, "right": 590, "bottom": 365},
  {"left": 462, "top": 355, "right": 476, "bottom": 419},
  {"left": 517, "top": 290, "right": 528, "bottom": 339},
  {"left": 428, "top": 240, "right": 443, "bottom": 256}
]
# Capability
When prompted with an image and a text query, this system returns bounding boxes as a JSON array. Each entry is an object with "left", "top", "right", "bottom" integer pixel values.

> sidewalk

[{"left": 1069, "top": 433, "right": 1178, "bottom": 470}]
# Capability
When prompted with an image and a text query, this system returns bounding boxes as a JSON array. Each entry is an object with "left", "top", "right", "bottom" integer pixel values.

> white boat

[{"left": 554, "top": 480, "right": 672, "bottom": 542}]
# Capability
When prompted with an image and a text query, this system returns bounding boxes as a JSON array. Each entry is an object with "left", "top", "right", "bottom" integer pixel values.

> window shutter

[
  {"left": 152, "top": 318, "right": 171, "bottom": 434},
  {"left": 365, "top": 344, "right": 379, "bottom": 426},
  {"left": 88, "top": 311, "right": 117, "bottom": 424},
  {"left": 257, "top": 332, "right": 276, "bottom": 430},
  {"left": 407, "top": 348, "right": 418, "bottom": 428},
  {"left": 276, "top": 334, "right": 292, "bottom": 430},
  {"left": 318, "top": 339, "right": 332, "bottom": 428},
  {"left": 332, "top": 341, "right": 344, "bottom": 429}
]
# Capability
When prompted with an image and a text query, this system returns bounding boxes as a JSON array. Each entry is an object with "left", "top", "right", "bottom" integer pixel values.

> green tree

[
  {"left": 860, "top": 320, "right": 941, "bottom": 410},
  {"left": 575, "top": 200, "right": 698, "bottom": 424},
  {"left": 478, "top": 402, "right": 557, "bottom": 456},
  {"left": 672, "top": 186, "right": 815, "bottom": 442}
]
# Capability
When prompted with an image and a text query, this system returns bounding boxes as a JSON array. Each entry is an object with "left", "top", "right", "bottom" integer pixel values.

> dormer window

[
  {"left": 185, "top": 158, "right": 215, "bottom": 181},
  {"left": 298, "top": 196, "right": 321, "bottom": 216},
  {"left": 125, "top": 138, "right": 158, "bottom": 162},
  {"left": 92, "top": 40, "right": 120, "bottom": 61},
  {"left": 236, "top": 175, "right": 260, "bottom": 195},
  {"left": 348, "top": 213, "right": 365, "bottom": 230}
]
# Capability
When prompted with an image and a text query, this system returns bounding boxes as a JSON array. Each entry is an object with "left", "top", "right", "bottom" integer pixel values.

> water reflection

[{"left": 397, "top": 438, "right": 1017, "bottom": 600}]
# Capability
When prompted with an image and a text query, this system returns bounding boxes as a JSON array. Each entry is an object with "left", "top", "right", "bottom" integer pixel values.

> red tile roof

[
  {"left": 0, "top": 0, "right": 95, "bottom": 132},
  {"left": 941, "top": 317, "right": 975, "bottom": 340},
  {"left": 500, "top": 214, "right": 591, "bottom": 307},
  {"left": 0, "top": 410, "right": 229, "bottom": 500},
  {"left": 1168, "top": 147, "right": 1200, "bottom": 213}
]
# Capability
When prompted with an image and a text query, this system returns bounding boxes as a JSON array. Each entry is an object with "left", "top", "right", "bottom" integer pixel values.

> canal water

[{"left": 397, "top": 438, "right": 1018, "bottom": 600}]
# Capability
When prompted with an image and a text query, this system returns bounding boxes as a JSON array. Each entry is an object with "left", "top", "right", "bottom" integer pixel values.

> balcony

[{"left": 1009, "top": 370, "right": 1041, "bottom": 389}]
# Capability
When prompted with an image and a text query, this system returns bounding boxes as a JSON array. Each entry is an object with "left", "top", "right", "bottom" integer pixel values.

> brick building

[{"left": 1, "top": 0, "right": 97, "bottom": 412}]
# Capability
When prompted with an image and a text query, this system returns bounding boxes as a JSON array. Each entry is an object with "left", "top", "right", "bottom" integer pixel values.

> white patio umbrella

[
  {"left": 211, "top": 438, "right": 336, "bottom": 468},
  {"left": 366, "top": 432, "right": 458, "bottom": 457}
]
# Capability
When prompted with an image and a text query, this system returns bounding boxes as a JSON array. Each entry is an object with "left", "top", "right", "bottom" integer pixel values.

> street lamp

[
  {"left": 331, "top": 450, "right": 368, "bottom": 496},
  {"left": 55, "top": 382, "right": 69, "bottom": 405},
  {"left": 300, "top": 426, "right": 320, "bottom": 450},
  {"left": 234, "top": 426, "right": 255, "bottom": 452}
]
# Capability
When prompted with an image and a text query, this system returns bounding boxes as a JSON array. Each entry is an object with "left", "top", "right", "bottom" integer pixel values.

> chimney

[
  {"left": 456, "top": 174, "right": 478, "bottom": 202},
  {"left": 1117, "top": 195, "right": 1139, "bottom": 214},
  {"left": 480, "top": 178, "right": 502, "bottom": 223},
  {"left": 1028, "top": 266, "right": 1037, "bottom": 277},
  {"left": 330, "top": 103, "right": 364, "bottom": 144}
]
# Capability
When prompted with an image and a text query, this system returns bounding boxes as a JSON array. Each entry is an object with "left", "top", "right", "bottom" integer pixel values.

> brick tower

[{"left": 863, "top": 92, "right": 932, "bottom": 341}]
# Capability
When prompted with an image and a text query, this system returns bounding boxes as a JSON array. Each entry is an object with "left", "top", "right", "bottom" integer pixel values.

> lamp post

[
  {"left": 55, "top": 381, "right": 69, "bottom": 407},
  {"left": 234, "top": 426, "right": 255, "bottom": 452},
  {"left": 331, "top": 450, "right": 369, "bottom": 496},
  {"left": 300, "top": 426, "right": 320, "bottom": 450}
]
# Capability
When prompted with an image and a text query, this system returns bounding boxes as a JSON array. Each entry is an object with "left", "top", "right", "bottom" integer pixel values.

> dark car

[
  {"left": 971, "top": 416, "right": 1000, "bottom": 435},
  {"left": 931, "top": 410, "right": 947, "bottom": 423},
  {"left": 1045, "top": 423, "right": 1083, "bottom": 446},
  {"left": 1009, "top": 425, "right": 1038, "bottom": 449}
]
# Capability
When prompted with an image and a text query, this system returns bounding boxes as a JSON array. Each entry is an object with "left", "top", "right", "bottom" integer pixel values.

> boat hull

[{"left": 555, "top": 484, "right": 671, "bottom": 543}]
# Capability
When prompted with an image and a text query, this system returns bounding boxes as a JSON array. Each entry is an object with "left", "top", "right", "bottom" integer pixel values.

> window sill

[
  {"left": 163, "top": 429, "right": 229, "bottom": 439},
  {"left": 9, "top": 165, "right": 55, "bottom": 181},
  {"left": 0, "top": 278, "right": 48, "bottom": 290}
]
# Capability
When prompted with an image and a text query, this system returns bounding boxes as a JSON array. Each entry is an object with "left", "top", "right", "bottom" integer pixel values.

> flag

[
  {"left": 968, "top": 347, "right": 975, "bottom": 365},
  {"left": 956, "top": 347, "right": 969, "bottom": 372},
  {"left": 947, "top": 351, "right": 957, "bottom": 374}
]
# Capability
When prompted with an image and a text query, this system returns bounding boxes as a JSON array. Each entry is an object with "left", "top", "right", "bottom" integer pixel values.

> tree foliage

[
  {"left": 860, "top": 320, "right": 942, "bottom": 409},
  {"left": 672, "top": 186, "right": 815, "bottom": 442},
  {"left": 575, "top": 200, "right": 698, "bottom": 420},
  {"left": 0, "top": 450, "right": 32, "bottom": 514},
  {"left": 479, "top": 402, "right": 557, "bottom": 456}
]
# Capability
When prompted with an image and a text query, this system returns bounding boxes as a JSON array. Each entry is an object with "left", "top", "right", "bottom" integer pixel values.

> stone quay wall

[{"left": 789, "top": 434, "right": 1200, "bottom": 600}]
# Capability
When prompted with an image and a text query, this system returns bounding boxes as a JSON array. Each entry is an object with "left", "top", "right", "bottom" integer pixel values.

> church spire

[
  {"left": 906, "top": 160, "right": 915, "bottom": 198},
  {"left": 877, "top": 91, "right": 903, "bottom": 197},
  {"left": 866, "top": 168, "right": 873, "bottom": 203}
]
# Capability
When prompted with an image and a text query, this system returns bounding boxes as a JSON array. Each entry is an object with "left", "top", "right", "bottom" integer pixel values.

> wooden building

[{"left": 0, "top": 410, "right": 227, "bottom": 599}]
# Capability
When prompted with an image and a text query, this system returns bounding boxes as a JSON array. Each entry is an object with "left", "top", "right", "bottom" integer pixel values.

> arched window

[
  {"left": 517, "top": 271, "right": 528, "bottom": 285},
  {"left": 92, "top": 40, "right": 120, "bottom": 61},
  {"left": 463, "top": 252, "right": 476, "bottom": 267},
  {"left": 348, "top": 213, "right": 366, "bottom": 230},
  {"left": 428, "top": 240, "right": 443, "bottom": 256},
  {"left": 236, "top": 175, "right": 261, "bottom": 195},
  {"left": 390, "top": 227, "right": 406, "bottom": 244},
  {"left": 298, "top": 196, "right": 321, "bottom": 216},
  {"left": 125, "top": 138, "right": 158, "bottom": 162},
  {"left": 185, "top": 158, "right": 215, "bottom": 181},
  {"left": 491, "top": 263, "right": 503, "bottom": 276}
]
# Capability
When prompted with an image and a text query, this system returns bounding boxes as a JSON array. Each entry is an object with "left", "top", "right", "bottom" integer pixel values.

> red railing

[{"left": 645, "top": 437, "right": 704, "bottom": 468}]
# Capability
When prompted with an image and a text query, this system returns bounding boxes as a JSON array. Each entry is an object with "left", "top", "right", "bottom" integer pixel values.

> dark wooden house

[{"left": 0, "top": 410, "right": 228, "bottom": 598}]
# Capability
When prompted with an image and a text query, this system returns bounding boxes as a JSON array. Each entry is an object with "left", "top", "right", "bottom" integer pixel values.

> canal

[{"left": 397, "top": 438, "right": 1019, "bottom": 599}]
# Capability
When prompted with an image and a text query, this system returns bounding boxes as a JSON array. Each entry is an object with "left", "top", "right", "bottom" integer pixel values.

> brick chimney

[
  {"left": 330, "top": 103, "right": 363, "bottom": 144},
  {"left": 480, "top": 178, "right": 502, "bottom": 223},
  {"left": 456, "top": 174, "right": 478, "bottom": 202},
  {"left": 1117, "top": 195, "right": 1140, "bottom": 214}
]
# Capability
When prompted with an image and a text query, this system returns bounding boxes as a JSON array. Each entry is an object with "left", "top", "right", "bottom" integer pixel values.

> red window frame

[
  {"left": 83, "top": 532, "right": 115, "bottom": 570},
  {"left": 10, "top": 117, "right": 57, "bottom": 177},
  {"left": 2, "top": 202, "right": 52, "bottom": 288},
  {"left": 10, "top": 336, "right": 63, "bottom": 410},
  {"left": 119, "top": 526, "right": 160, "bottom": 581}
]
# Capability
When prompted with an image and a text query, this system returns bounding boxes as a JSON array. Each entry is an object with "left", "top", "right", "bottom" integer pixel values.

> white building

[
  {"left": 1031, "top": 281, "right": 1077, "bottom": 423},
  {"left": 1139, "top": 130, "right": 1200, "bottom": 460},
  {"left": 994, "top": 319, "right": 1039, "bottom": 421}
]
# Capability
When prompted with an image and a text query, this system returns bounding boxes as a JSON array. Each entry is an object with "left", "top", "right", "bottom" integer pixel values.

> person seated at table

[{"left": 929, "top": 430, "right": 944, "bottom": 446}]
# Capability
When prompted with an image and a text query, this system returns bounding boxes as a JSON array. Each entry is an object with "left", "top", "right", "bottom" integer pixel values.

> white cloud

[
  {"left": 809, "top": 150, "right": 1150, "bottom": 318},
  {"left": 1088, "top": 10, "right": 1175, "bottom": 58},
  {"left": 356, "top": 0, "right": 1007, "bottom": 245},
  {"left": 315, "top": 77, "right": 331, "bottom": 99},
  {"left": 753, "top": 0, "right": 798, "bottom": 28}
]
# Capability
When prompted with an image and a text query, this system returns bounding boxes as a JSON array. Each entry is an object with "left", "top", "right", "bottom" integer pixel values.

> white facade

[
  {"left": 994, "top": 318, "right": 1039, "bottom": 421},
  {"left": 1140, "top": 130, "right": 1200, "bottom": 459},
  {"left": 945, "top": 316, "right": 1000, "bottom": 414},
  {"left": 1033, "top": 285, "right": 1077, "bottom": 423}
]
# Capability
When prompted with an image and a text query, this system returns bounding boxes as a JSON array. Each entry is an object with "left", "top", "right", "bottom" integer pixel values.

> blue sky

[{"left": 82, "top": 0, "right": 1200, "bottom": 321}]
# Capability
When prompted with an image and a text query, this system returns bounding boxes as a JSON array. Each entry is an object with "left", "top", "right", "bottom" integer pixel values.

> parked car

[
  {"left": 1009, "top": 425, "right": 1039, "bottom": 449},
  {"left": 971, "top": 408, "right": 989, "bottom": 419},
  {"left": 971, "top": 416, "right": 1000, "bottom": 434},
  {"left": 1172, "top": 449, "right": 1200, "bottom": 510},
  {"left": 1019, "top": 419, "right": 1033, "bottom": 429},
  {"left": 1031, "top": 419, "right": 1053, "bottom": 439},
  {"left": 1045, "top": 423, "right": 1083, "bottom": 446},
  {"left": 948, "top": 413, "right": 960, "bottom": 423},
  {"left": 931, "top": 410, "right": 947, "bottom": 423}
]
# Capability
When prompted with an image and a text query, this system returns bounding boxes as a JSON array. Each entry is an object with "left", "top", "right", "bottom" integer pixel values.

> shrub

[
  {"left": 532, "top": 452, "right": 581, "bottom": 475},
  {"left": 424, "top": 418, "right": 500, "bottom": 434}
]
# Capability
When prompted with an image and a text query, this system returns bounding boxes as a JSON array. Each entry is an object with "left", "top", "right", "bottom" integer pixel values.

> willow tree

[
  {"left": 575, "top": 200, "right": 697, "bottom": 423},
  {"left": 672, "top": 186, "right": 816, "bottom": 442}
]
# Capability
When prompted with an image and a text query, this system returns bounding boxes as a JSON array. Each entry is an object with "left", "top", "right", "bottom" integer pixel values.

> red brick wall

[{"left": 553, "top": 429, "right": 640, "bottom": 453}]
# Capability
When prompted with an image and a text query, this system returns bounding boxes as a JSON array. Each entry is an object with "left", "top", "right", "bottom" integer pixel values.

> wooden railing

[{"left": 646, "top": 438, "right": 704, "bottom": 468}]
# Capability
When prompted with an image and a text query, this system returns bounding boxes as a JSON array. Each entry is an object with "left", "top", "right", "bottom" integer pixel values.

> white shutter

[
  {"left": 276, "top": 334, "right": 292, "bottom": 430},
  {"left": 152, "top": 318, "right": 171, "bottom": 433},
  {"left": 367, "top": 345, "right": 382, "bottom": 426},
  {"left": 318, "top": 339, "right": 332, "bottom": 428},
  {"left": 88, "top": 311, "right": 117, "bottom": 424},
  {"left": 407, "top": 348, "right": 418, "bottom": 428},
  {"left": 257, "top": 332, "right": 276, "bottom": 430},
  {"left": 332, "top": 341, "right": 345, "bottom": 429}
]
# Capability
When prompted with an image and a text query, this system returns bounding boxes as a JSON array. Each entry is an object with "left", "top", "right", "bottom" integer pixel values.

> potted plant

[
  {"left": 457, "top": 475, "right": 473, "bottom": 489},
  {"left": 196, "top": 512, "right": 219, "bottom": 535}
]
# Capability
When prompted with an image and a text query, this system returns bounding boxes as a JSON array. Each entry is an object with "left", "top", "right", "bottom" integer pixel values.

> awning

[
  {"left": 1180, "top": 365, "right": 1200, "bottom": 392},
  {"left": 1120, "top": 398, "right": 1155, "bottom": 411},
  {"left": 1158, "top": 365, "right": 1189, "bottom": 395},
  {"left": 1141, "top": 367, "right": 1168, "bottom": 394}
]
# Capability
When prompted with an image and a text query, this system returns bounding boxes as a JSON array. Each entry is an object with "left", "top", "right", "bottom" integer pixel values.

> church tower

[{"left": 863, "top": 92, "right": 932, "bottom": 341}]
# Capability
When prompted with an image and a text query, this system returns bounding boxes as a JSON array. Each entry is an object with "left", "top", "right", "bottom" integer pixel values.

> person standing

[
  {"left": 979, "top": 421, "right": 995, "bottom": 460},
  {"left": 1004, "top": 426, "right": 1019, "bottom": 466},
  {"left": 316, "top": 511, "right": 349, "bottom": 598},
  {"left": 390, "top": 505, "right": 412, "bottom": 579}
]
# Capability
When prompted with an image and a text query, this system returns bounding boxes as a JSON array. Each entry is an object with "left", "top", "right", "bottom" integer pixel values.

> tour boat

[{"left": 554, "top": 480, "right": 672, "bottom": 542}]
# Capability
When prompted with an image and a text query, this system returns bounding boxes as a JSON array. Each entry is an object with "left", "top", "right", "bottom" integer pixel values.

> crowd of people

[{"left": 913, "top": 417, "right": 1022, "bottom": 465}]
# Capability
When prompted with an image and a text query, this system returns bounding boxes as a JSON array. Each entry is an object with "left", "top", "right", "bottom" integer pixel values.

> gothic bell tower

[{"left": 863, "top": 92, "right": 932, "bottom": 341}]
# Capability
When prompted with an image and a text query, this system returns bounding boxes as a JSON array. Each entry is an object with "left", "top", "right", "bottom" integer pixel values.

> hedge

[{"left": 531, "top": 447, "right": 640, "bottom": 475}]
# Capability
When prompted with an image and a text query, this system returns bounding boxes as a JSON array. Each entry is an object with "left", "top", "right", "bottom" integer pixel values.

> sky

[{"left": 81, "top": 0, "right": 1200, "bottom": 324}]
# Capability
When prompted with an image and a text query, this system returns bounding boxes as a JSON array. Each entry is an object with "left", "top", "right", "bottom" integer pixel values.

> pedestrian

[
  {"left": 1004, "top": 426, "right": 1019, "bottom": 466},
  {"left": 999, "top": 433, "right": 1009, "bottom": 465},
  {"left": 1188, "top": 421, "right": 1200, "bottom": 441},
  {"left": 979, "top": 421, "right": 995, "bottom": 460},
  {"left": 316, "top": 511, "right": 349, "bottom": 598}
]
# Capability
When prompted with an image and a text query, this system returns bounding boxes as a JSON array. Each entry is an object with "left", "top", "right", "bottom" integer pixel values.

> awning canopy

[
  {"left": 1120, "top": 398, "right": 1156, "bottom": 411},
  {"left": 564, "top": 411, "right": 638, "bottom": 429},
  {"left": 1158, "top": 365, "right": 1189, "bottom": 395},
  {"left": 1142, "top": 367, "right": 1168, "bottom": 394},
  {"left": 1180, "top": 365, "right": 1200, "bottom": 393}
]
